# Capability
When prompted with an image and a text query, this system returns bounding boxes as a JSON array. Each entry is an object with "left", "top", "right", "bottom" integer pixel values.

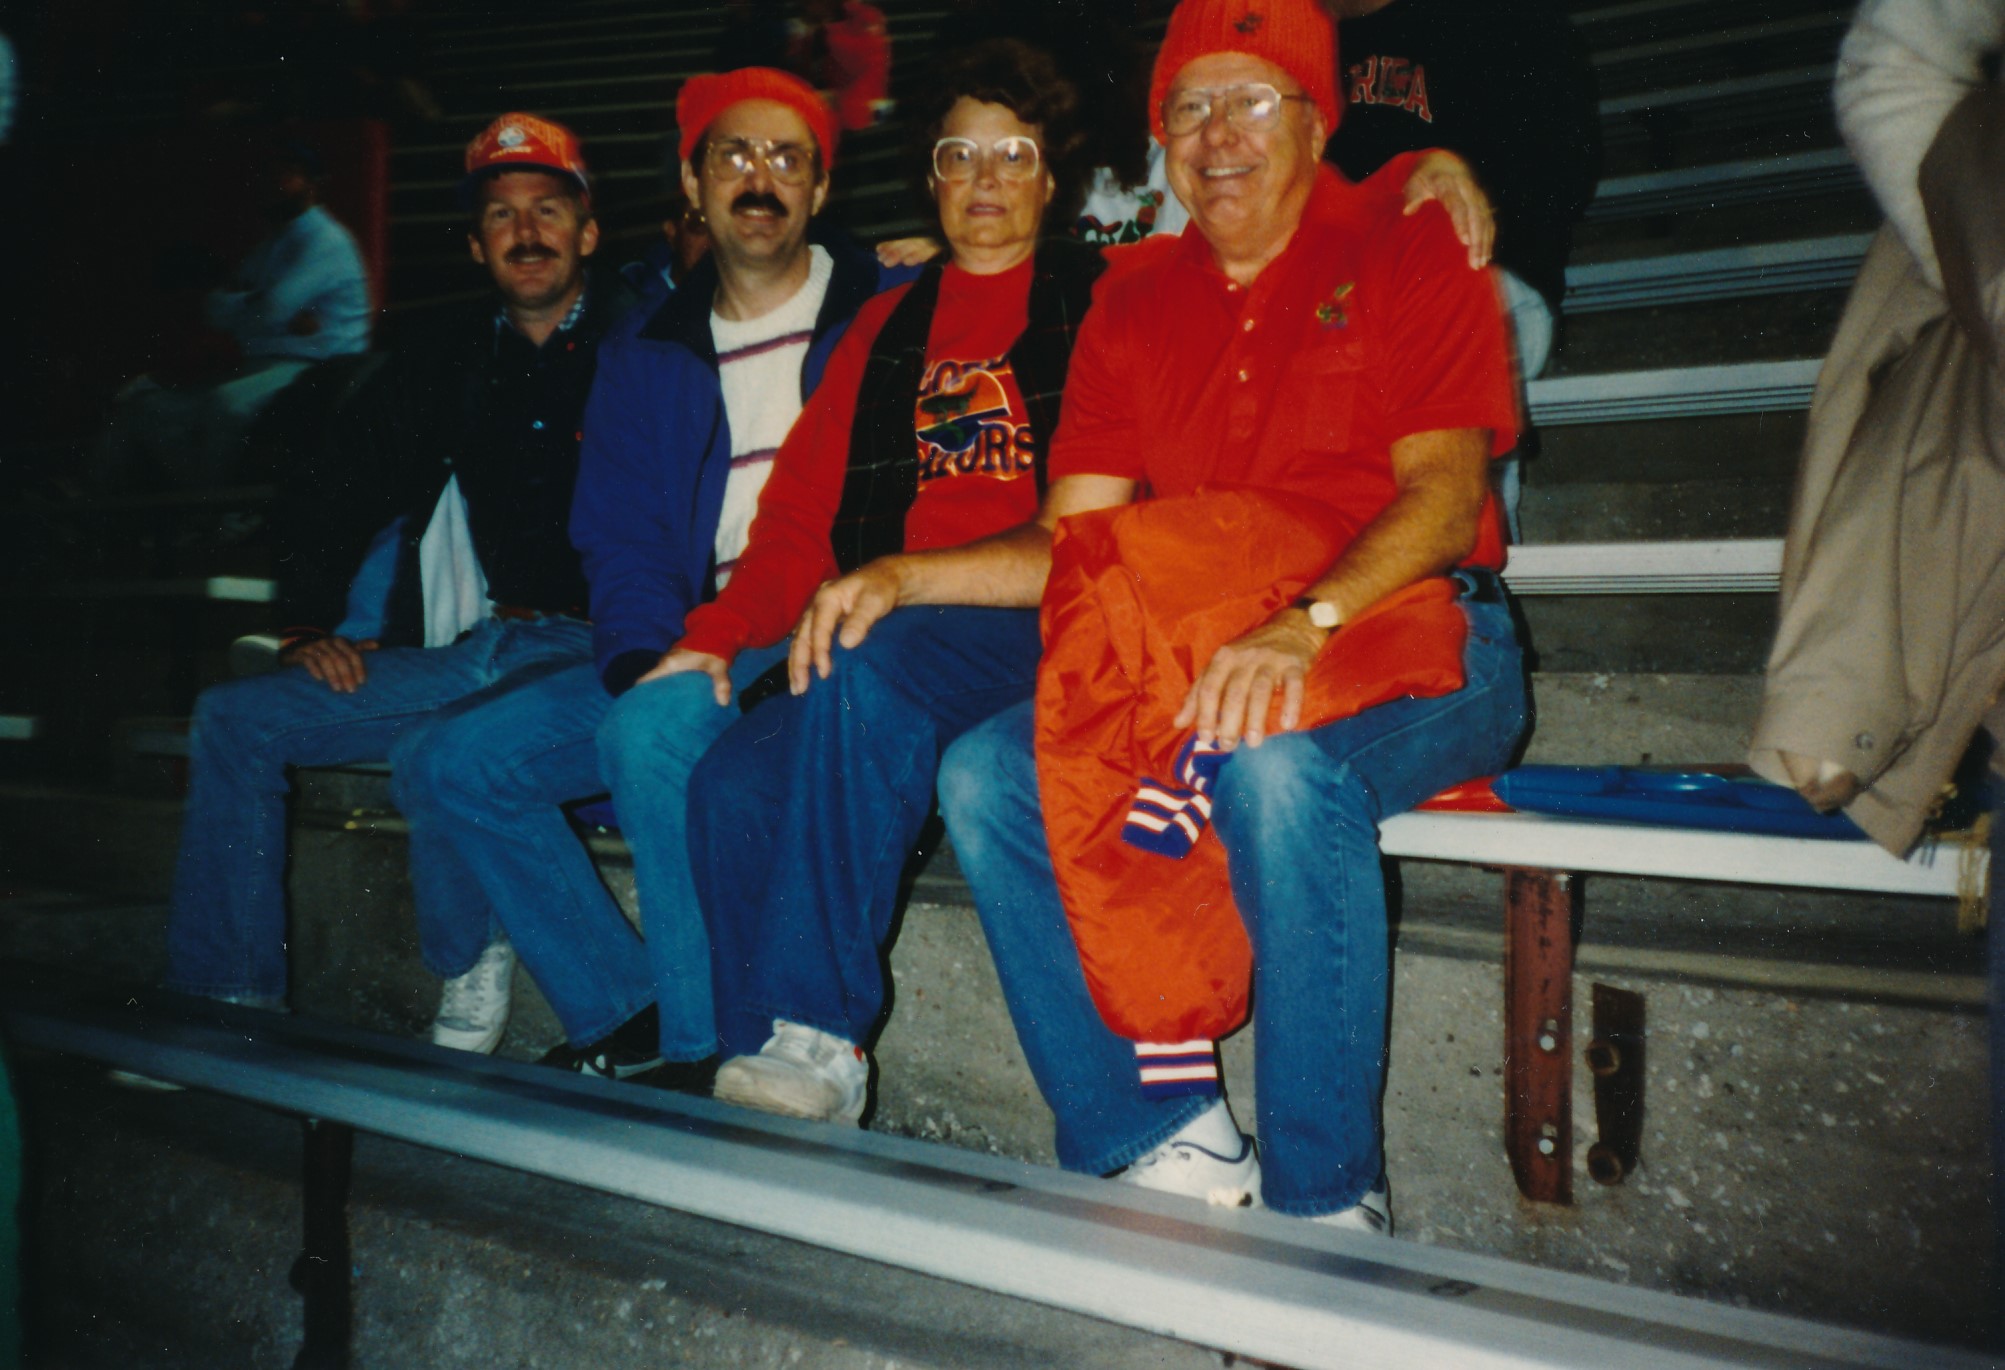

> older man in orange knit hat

[{"left": 930, "top": 0, "right": 1526, "bottom": 1232}]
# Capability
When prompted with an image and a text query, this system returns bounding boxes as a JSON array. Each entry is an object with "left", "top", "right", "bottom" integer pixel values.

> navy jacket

[{"left": 569, "top": 228, "right": 912, "bottom": 695}]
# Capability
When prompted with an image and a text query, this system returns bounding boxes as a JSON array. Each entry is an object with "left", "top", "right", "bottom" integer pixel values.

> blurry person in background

[
  {"left": 1321, "top": 0, "right": 1602, "bottom": 536},
  {"left": 90, "top": 139, "right": 372, "bottom": 492},
  {"left": 790, "top": 0, "right": 891, "bottom": 131}
]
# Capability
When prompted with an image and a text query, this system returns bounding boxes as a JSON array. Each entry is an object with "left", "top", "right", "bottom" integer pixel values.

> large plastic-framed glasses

[
  {"left": 931, "top": 135, "right": 1043, "bottom": 183},
  {"left": 703, "top": 137, "right": 816, "bottom": 186},
  {"left": 1160, "top": 82, "right": 1316, "bottom": 137}
]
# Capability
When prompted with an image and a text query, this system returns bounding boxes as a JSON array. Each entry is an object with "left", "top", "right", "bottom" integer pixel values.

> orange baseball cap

[{"left": 461, "top": 112, "right": 591, "bottom": 202}]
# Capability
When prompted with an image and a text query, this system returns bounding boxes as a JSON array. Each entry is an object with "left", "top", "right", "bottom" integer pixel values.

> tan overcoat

[{"left": 1749, "top": 84, "right": 2005, "bottom": 855}]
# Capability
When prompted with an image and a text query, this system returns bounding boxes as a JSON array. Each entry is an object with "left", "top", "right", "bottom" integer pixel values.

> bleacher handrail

[{"left": 1, "top": 981, "right": 1980, "bottom": 1370}]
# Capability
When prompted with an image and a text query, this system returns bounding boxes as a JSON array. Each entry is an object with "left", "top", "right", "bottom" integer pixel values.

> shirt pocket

[{"left": 1272, "top": 331, "right": 1366, "bottom": 459}]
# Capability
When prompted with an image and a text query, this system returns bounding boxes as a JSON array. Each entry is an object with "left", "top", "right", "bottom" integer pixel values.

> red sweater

[{"left": 677, "top": 259, "right": 1045, "bottom": 661}]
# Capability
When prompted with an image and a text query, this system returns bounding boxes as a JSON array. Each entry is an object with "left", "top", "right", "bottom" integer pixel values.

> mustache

[
  {"left": 730, "top": 191, "right": 788, "bottom": 217},
  {"left": 504, "top": 244, "right": 560, "bottom": 264}
]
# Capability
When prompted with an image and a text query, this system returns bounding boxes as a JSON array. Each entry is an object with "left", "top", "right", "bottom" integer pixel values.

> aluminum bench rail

[
  {"left": 1526, "top": 358, "right": 1822, "bottom": 425},
  {"left": 11, "top": 575, "right": 277, "bottom": 604},
  {"left": 1, "top": 981, "right": 1983, "bottom": 1370},
  {"left": 1500, "top": 538, "right": 1782, "bottom": 595},
  {"left": 1565, "top": 235, "right": 1870, "bottom": 313},
  {"left": 31, "top": 539, "right": 1797, "bottom": 610},
  {"left": 1588, "top": 148, "right": 1861, "bottom": 220},
  {"left": 1379, "top": 809, "right": 1977, "bottom": 899}
]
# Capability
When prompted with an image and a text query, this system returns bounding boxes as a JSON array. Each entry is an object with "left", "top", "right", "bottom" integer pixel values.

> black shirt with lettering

[{"left": 1326, "top": 0, "right": 1602, "bottom": 313}]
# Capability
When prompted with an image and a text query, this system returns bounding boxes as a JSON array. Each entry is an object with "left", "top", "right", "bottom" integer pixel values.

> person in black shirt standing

[
  {"left": 163, "top": 114, "right": 626, "bottom": 1028},
  {"left": 1323, "top": 0, "right": 1601, "bottom": 534}
]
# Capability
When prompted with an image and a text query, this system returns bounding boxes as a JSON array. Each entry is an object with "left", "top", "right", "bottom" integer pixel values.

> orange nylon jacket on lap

[{"left": 1034, "top": 488, "right": 1467, "bottom": 1044}]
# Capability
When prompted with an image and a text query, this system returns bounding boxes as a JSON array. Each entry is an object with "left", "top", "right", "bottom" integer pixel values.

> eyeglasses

[
  {"left": 703, "top": 137, "right": 816, "bottom": 187},
  {"left": 931, "top": 135, "right": 1043, "bottom": 183},
  {"left": 1160, "top": 82, "right": 1316, "bottom": 138}
]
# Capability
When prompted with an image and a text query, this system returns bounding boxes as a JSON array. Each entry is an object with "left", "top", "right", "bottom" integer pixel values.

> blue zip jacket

[{"left": 569, "top": 228, "right": 915, "bottom": 695}]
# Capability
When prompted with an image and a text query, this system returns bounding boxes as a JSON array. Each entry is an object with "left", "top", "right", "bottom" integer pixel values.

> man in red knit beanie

[{"left": 936, "top": 0, "right": 1526, "bottom": 1235}]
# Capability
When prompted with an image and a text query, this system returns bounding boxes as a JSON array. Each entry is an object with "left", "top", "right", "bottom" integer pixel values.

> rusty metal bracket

[
  {"left": 1586, "top": 984, "right": 1647, "bottom": 1186},
  {"left": 1502, "top": 868, "right": 1579, "bottom": 1205}
]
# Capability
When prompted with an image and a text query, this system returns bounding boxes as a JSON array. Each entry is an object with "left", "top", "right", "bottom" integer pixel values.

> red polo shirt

[{"left": 1049, "top": 161, "right": 1516, "bottom": 568}]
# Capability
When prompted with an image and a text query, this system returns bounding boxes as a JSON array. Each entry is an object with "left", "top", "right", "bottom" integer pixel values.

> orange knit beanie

[
  {"left": 1148, "top": 0, "right": 1339, "bottom": 142},
  {"left": 677, "top": 67, "right": 840, "bottom": 170}
]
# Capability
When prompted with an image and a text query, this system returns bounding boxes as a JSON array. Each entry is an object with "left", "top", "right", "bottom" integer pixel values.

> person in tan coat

[
  {"left": 1749, "top": 0, "right": 2005, "bottom": 857},
  {"left": 1747, "top": 0, "right": 2005, "bottom": 1335}
]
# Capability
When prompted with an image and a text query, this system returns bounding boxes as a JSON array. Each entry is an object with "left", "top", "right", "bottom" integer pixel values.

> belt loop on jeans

[{"left": 1449, "top": 567, "right": 1505, "bottom": 603}]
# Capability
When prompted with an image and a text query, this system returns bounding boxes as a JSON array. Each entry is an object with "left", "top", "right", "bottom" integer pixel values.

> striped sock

[
  {"left": 1136, "top": 1039, "right": 1221, "bottom": 1100},
  {"left": 1120, "top": 737, "right": 1231, "bottom": 858}
]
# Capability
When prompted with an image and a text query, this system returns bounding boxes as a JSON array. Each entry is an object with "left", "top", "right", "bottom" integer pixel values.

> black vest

[{"left": 829, "top": 238, "right": 1105, "bottom": 574}]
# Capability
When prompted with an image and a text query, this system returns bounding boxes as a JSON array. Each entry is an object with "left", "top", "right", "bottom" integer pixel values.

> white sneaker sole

[
  {"left": 714, "top": 1065, "right": 865, "bottom": 1125},
  {"left": 431, "top": 1020, "right": 507, "bottom": 1054}
]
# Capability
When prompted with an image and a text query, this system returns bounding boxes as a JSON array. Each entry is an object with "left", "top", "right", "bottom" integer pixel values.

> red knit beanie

[
  {"left": 1148, "top": 0, "right": 1340, "bottom": 143},
  {"left": 676, "top": 68, "right": 840, "bottom": 170}
]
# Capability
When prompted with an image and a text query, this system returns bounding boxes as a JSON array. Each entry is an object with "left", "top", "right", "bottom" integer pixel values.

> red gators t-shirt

[
  {"left": 676, "top": 257, "right": 1045, "bottom": 661},
  {"left": 909, "top": 258, "right": 1043, "bottom": 549}
]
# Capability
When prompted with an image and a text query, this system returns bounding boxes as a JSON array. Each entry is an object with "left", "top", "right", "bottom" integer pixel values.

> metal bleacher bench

[
  {"left": 113, "top": 535, "right": 1985, "bottom": 1214},
  {"left": 2, "top": 970, "right": 1983, "bottom": 1370},
  {"left": 1388, "top": 537, "right": 1989, "bottom": 1205}
]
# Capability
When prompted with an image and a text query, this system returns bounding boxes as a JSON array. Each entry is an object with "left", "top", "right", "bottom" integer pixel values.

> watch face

[{"left": 1308, "top": 600, "right": 1342, "bottom": 630}]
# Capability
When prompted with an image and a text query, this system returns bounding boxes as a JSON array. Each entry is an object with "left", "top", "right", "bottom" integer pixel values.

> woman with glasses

[{"left": 658, "top": 38, "right": 1109, "bottom": 1124}]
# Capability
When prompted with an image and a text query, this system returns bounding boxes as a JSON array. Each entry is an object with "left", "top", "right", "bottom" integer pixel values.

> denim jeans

[
  {"left": 1496, "top": 267, "right": 1554, "bottom": 543},
  {"left": 393, "top": 642, "right": 787, "bottom": 1057},
  {"left": 689, "top": 607, "right": 1043, "bottom": 1058},
  {"left": 938, "top": 596, "right": 1528, "bottom": 1217},
  {"left": 166, "top": 614, "right": 595, "bottom": 1004}
]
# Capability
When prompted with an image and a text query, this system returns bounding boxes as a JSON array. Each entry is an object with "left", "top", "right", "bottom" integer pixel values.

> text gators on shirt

[{"left": 913, "top": 355, "right": 1035, "bottom": 484}]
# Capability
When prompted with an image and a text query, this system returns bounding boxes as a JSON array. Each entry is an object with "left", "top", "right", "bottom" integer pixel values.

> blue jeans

[
  {"left": 1497, "top": 269, "right": 1554, "bottom": 543},
  {"left": 690, "top": 607, "right": 1043, "bottom": 1058},
  {"left": 939, "top": 596, "right": 1528, "bottom": 1217},
  {"left": 393, "top": 642, "right": 787, "bottom": 1057},
  {"left": 165, "top": 614, "right": 594, "bottom": 1003}
]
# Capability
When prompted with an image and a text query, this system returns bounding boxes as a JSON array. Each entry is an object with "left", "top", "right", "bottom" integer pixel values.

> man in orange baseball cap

[
  {"left": 165, "top": 110, "right": 638, "bottom": 1070},
  {"left": 460, "top": 111, "right": 592, "bottom": 203}
]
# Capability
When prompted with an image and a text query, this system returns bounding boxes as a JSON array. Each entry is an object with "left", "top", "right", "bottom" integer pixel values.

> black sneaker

[
  {"left": 537, "top": 1005, "right": 678, "bottom": 1083},
  {"left": 625, "top": 1055, "right": 720, "bottom": 1095}
]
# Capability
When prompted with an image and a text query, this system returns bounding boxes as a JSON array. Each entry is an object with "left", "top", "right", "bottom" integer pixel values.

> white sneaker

[
  {"left": 1119, "top": 1100, "right": 1263, "bottom": 1208},
  {"left": 712, "top": 1020, "right": 869, "bottom": 1124},
  {"left": 229, "top": 632, "right": 287, "bottom": 677},
  {"left": 430, "top": 940, "right": 516, "bottom": 1054},
  {"left": 1311, "top": 1181, "right": 1393, "bottom": 1236}
]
